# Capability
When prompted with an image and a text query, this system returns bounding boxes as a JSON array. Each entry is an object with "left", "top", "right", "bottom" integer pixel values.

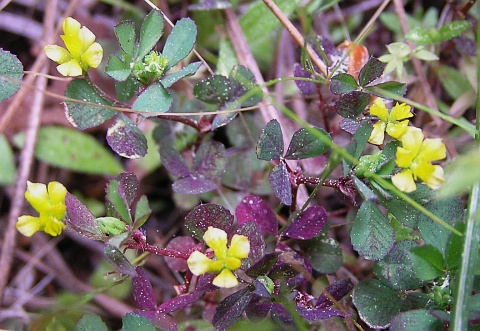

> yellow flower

[
  {"left": 368, "top": 98, "right": 414, "bottom": 145},
  {"left": 187, "top": 226, "right": 250, "bottom": 288},
  {"left": 16, "top": 181, "right": 67, "bottom": 237},
  {"left": 391, "top": 128, "right": 446, "bottom": 193},
  {"left": 44, "top": 17, "right": 103, "bottom": 76}
]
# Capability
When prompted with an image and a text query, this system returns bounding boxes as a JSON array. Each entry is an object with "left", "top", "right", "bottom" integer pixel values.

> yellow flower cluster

[
  {"left": 44, "top": 17, "right": 103, "bottom": 76},
  {"left": 187, "top": 226, "right": 250, "bottom": 288},
  {"left": 16, "top": 181, "right": 67, "bottom": 237},
  {"left": 368, "top": 98, "right": 446, "bottom": 193}
]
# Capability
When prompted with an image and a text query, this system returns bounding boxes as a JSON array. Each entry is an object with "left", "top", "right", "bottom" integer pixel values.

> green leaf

[
  {"left": 0, "top": 49, "right": 23, "bottom": 102},
  {"left": 0, "top": 135, "right": 16, "bottom": 185},
  {"left": 302, "top": 233, "right": 343, "bottom": 274},
  {"left": 352, "top": 279, "right": 402, "bottom": 329},
  {"left": 106, "top": 179, "right": 133, "bottom": 225},
  {"left": 106, "top": 114, "right": 147, "bottom": 159},
  {"left": 334, "top": 91, "right": 370, "bottom": 119},
  {"left": 104, "top": 245, "right": 136, "bottom": 276},
  {"left": 106, "top": 54, "right": 131, "bottom": 81},
  {"left": 284, "top": 127, "right": 332, "bottom": 159},
  {"left": 134, "top": 195, "right": 151, "bottom": 230},
  {"left": 160, "top": 61, "right": 201, "bottom": 88},
  {"left": 229, "top": 65, "right": 263, "bottom": 107},
  {"left": 410, "top": 245, "right": 444, "bottom": 281},
  {"left": 193, "top": 75, "right": 234, "bottom": 104},
  {"left": 436, "top": 65, "right": 474, "bottom": 100},
  {"left": 163, "top": 18, "right": 197, "bottom": 70},
  {"left": 366, "top": 81, "right": 407, "bottom": 98},
  {"left": 405, "top": 26, "right": 433, "bottom": 43},
  {"left": 358, "top": 57, "right": 385, "bottom": 87},
  {"left": 374, "top": 240, "right": 424, "bottom": 290},
  {"left": 13, "top": 126, "right": 123, "bottom": 175},
  {"left": 437, "top": 20, "right": 472, "bottom": 42},
  {"left": 122, "top": 313, "right": 158, "bottom": 331},
  {"left": 65, "top": 79, "right": 117, "bottom": 130},
  {"left": 75, "top": 314, "right": 108, "bottom": 331},
  {"left": 138, "top": 10, "right": 164, "bottom": 60},
  {"left": 114, "top": 21, "right": 136, "bottom": 56},
  {"left": 256, "top": 119, "right": 284, "bottom": 161},
  {"left": 351, "top": 200, "right": 395, "bottom": 261},
  {"left": 390, "top": 309, "right": 444, "bottom": 331},
  {"left": 132, "top": 82, "right": 172, "bottom": 115},
  {"left": 330, "top": 73, "right": 358, "bottom": 95}
]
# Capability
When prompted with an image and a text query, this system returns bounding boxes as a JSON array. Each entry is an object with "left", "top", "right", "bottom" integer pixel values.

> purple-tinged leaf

[
  {"left": 193, "top": 75, "right": 236, "bottom": 104},
  {"left": 284, "top": 128, "right": 332, "bottom": 160},
  {"left": 270, "top": 303, "right": 294, "bottom": 326},
  {"left": 106, "top": 115, "right": 147, "bottom": 159},
  {"left": 116, "top": 172, "right": 139, "bottom": 206},
  {"left": 158, "top": 292, "right": 203, "bottom": 313},
  {"left": 297, "top": 306, "right": 346, "bottom": 321},
  {"left": 236, "top": 222, "right": 265, "bottom": 268},
  {"left": 316, "top": 278, "right": 354, "bottom": 308},
  {"left": 256, "top": 119, "right": 284, "bottom": 161},
  {"left": 229, "top": 65, "right": 263, "bottom": 107},
  {"left": 282, "top": 206, "right": 327, "bottom": 240},
  {"left": 159, "top": 142, "right": 191, "bottom": 178},
  {"left": 334, "top": 91, "right": 370, "bottom": 119},
  {"left": 193, "top": 140, "right": 226, "bottom": 179},
  {"left": 132, "top": 266, "right": 157, "bottom": 310},
  {"left": 221, "top": 151, "right": 253, "bottom": 190},
  {"left": 212, "top": 287, "right": 254, "bottom": 330},
  {"left": 132, "top": 311, "right": 177, "bottom": 331},
  {"left": 269, "top": 162, "right": 292, "bottom": 206},
  {"left": 235, "top": 195, "right": 277, "bottom": 235},
  {"left": 268, "top": 263, "right": 297, "bottom": 280},
  {"left": 64, "top": 193, "right": 105, "bottom": 240},
  {"left": 330, "top": 73, "right": 358, "bottom": 95},
  {"left": 293, "top": 63, "right": 316, "bottom": 95},
  {"left": 246, "top": 252, "right": 280, "bottom": 277},
  {"left": 246, "top": 302, "right": 272, "bottom": 321},
  {"left": 164, "top": 236, "right": 196, "bottom": 272},
  {"left": 172, "top": 176, "right": 217, "bottom": 194},
  {"left": 358, "top": 57, "right": 385, "bottom": 87},
  {"left": 196, "top": 273, "right": 218, "bottom": 292},
  {"left": 184, "top": 203, "right": 234, "bottom": 241},
  {"left": 104, "top": 244, "right": 136, "bottom": 277},
  {"left": 254, "top": 279, "right": 272, "bottom": 298},
  {"left": 340, "top": 118, "right": 361, "bottom": 135},
  {"left": 105, "top": 173, "right": 138, "bottom": 224}
]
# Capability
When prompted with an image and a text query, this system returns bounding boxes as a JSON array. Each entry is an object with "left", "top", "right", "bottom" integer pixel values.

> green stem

[{"left": 449, "top": 18, "right": 480, "bottom": 330}]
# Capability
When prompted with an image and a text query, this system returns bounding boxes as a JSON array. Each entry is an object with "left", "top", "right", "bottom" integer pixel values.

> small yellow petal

[
  {"left": 225, "top": 256, "right": 242, "bottom": 270},
  {"left": 62, "top": 17, "right": 81, "bottom": 36},
  {"left": 399, "top": 127, "right": 423, "bottom": 153},
  {"left": 187, "top": 251, "right": 212, "bottom": 276},
  {"left": 203, "top": 227, "right": 228, "bottom": 258},
  {"left": 396, "top": 145, "right": 416, "bottom": 168},
  {"left": 228, "top": 234, "right": 250, "bottom": 259},
  {"left": 422, "top": 165, "right": 445, "bottom": 190},
  {"left": 25, "top": 181, "right": 49, "bottom": 213},
  {"left": 78, "top": 26, "right": 96, "bottom": 51},
  {"left": 43, "top": 216, "right": 65, "bottom": 237},
  {"left": 368, "top": 122, "right": 386, "bottom": 145},
  {"left": 419, "top": 138, "right": 446, "bottom": 162},
  {"left": 48, "top": 181, "right": 67, "bottom": 204},
  {"left": 390, "top": 103, "right": 413, "bottom": 121},
  {"left": 212, "top": 269, "right": 238, "bottom": 288},
  {"left": 386, "top": 120, "right": 409, "bottom": 140},
  {"left": 81, "top": 42, "right": 103, "bottom": 69},
  {"left": 57, "top": 59, "right": 83, "bottom": 77},
  {"left": 44, "top": 45, "right": 71, "bottom": 64},
  {"left": 16, "top": 215, "right": 41, "bottom": 237},
  {"left": 369, "top": 98, "right": 388, "bottom": 120},
  {"left": 392, "top": 169, "right": 416, "bottom": 193}
]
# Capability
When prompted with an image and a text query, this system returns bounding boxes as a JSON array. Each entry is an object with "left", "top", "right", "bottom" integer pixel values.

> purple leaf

[
  {"left": 293, "top": 63, "right": 316, "bottom": 95},
  {"left": 235, "top": 195, "right": 277, "bottom": 235},
  {"left": 236, "top": 222, "right": 265, "bottom": 268},
  {"left": 340, "top": 118, "right": 361, "bottom": 135},
  {"left": 297, "top": 306, "right": 346, "bottom": 321},
  {"left": 106, "top": 115, "right": 147, "bottom": 159},
  {"left": 246, "top": 252, "right": 280, "bottom": 278},
  {"left": 184, "top": 203, "right": 234, "bottom": 241},
  {"left": 116, "top": 172, "right": 139, "bottom": 206},
  {"left": 196, "top": 273, "right": 218, "bottom": 292},
  {"left": 158, "top": 292, "right": 203, "bottom": 313},
  {"left": 164, "top": 236, "right": 196, "bottom": 272},
  {"left": 64, "top": 193, "right": 105, "bottom": 240},
  {"left": 132, "top": 266, "right": 157, "bottom": 310},
  {"left": 316, "top": 278, "right": 354, "bottom": 308},
  {"left": 159, "top": 142, "right": 191, "bottom": 178},
  {"left": 193, "top": 140, "right": 226, "bottom": 179},
  {"left": 212, "top": 287, "right": 254, "bottom": 330},
  {"left": 172, "top": 176, "right": 217, "bottom": 194},
  {"left": 269, "top": 162, "right": 292, "bottom": 206},
  {"left": 104, "top": 244, "right": 136, "bottom": 277},
  {"left": 246, "top": 302, "right": 272, "bottom": 321},
  {"left": 282, "top": 206, "right": 327, "bottom": 240},
  {"left": 132, "top": 310, "right": 177, "bottom": 331},
  {"left": 254, "top": 279, "right": 271, "bottom": 298},
  {"left": 270, "top": 303, "right": 294, "bottom": 325}
]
